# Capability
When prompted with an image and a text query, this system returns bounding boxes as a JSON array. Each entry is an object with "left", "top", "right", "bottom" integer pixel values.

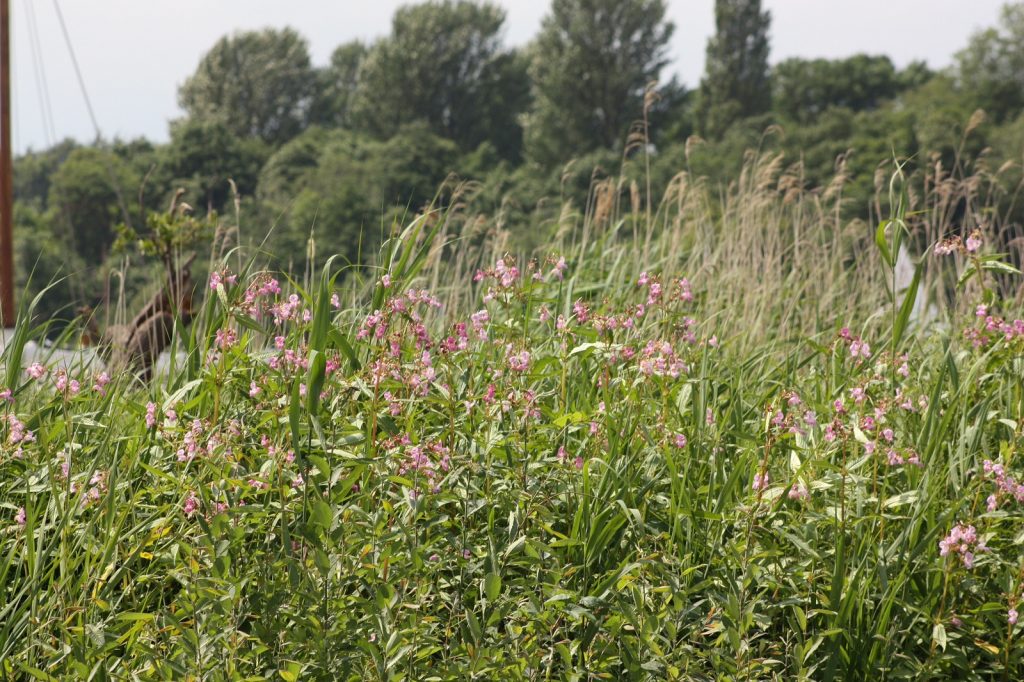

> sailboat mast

[{"left": 0, "top": 0, "right": 14, "bottom": 326}]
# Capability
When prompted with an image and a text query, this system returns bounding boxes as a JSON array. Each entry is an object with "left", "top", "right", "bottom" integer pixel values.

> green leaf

[
  {"left": 893, "top": 253, "right": 923, "bottom": 349},
  {"left": 306, "top": 350, "right": 327, "bottom": 414},
  {"left": 309, "top": 500, "right": 333, "bottom": 530},
  {"left": 980, "top": 260, "right": 1022, "bottom": 276},
  {"left": 875, "top": 220, "right": 893, "bottom": 268},
  {"left": 309, "top": 258, "right": 339, "bottom": 353},
  {"left": 484, "top": 572, "right": 502, "bottom": 601},
  {"left": 329, "top": 328, "right": 361, "bottom": 371},
  {"left": 289, "top": 379, "right": 302, "bottom": 462}
]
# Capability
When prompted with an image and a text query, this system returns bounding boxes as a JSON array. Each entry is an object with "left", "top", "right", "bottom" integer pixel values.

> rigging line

[
  {"left": 23, "top": 0, "right": 56, "bottom": 144},
  {"left": 50, "top": 0, "right": 133, "bottom": 230},
  {"left": 20, "top": 0, "right": 49, "bottom": 146}
]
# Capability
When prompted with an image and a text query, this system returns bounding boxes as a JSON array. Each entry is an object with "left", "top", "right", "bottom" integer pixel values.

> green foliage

[
  {"left": 257, "top": 124, "right": 459, "bottom": 273},
  {"left": 524, "top": 0, "right": 674, "bottom": 166},
  {"left": 954, "top": 2, "right": 1024, "bottom": 122},
  {"left": 12, "top": 138, "right": 79, "bottom": 210},
  {"left": 178, "top": 27, "right": 316, "bottom": 146},
  {"left": 772, "top": 54, "right": 913, "bottom": 123},
  {"left": 1, "top": 175, "right": 1023, "bottom": 677},
  {"left": 698, "top": 0, "right": 773, "bottom": 137},
  {"left": 308, "top": 41, "right": 367, "bottom": 129},
  {"left": 349, "top": 1, "right": 530, "bottom": 159},
  {"left": 46, "top": 147, "right": 138, "bottom": 265},
  {"left": 12, "top": 203, "right": 85, "bottom": 327},
  {"left": 165, "top": 118, "right": 269, "bottom": 212}
]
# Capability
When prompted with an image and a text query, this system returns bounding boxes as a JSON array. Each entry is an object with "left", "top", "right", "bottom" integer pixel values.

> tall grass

[{"left": 1, "top": 153, "right": 1022, "bottom": 680}]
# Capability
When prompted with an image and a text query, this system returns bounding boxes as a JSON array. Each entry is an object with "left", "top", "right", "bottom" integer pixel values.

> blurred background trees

[{"left": 13, "top": 0, "right": 1024, "bottom": 334}]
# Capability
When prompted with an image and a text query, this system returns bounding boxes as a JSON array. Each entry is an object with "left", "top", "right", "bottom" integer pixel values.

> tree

[
  {"left": 13, "top": 139, "right": 78, "bottom": 211},
  {"left": 309, "top": 41, "right": 367, "bottom": 129},
  {"left": 256, "top": 125, "right": 459, "bottom": 272},
  {"left": 524, "top": 0, "right": 674, "bottom": 167},
  {"left": 954, "top": 2, "right": 1024, "bottom": 122},
  {"left": 164, "top": 119, "right": 269, "bottom": 212},
  {"left": 697, "top": 0, "right": 772, "bottom": 138},
  {"left": 47, "top": 148, "right": 138, "bottom": 265},
  {"left": 772, "top": 55, "right": 903, "bottom": 123},
  {"left": 178, "top": 28, "right": 316, "bottom": 146},
  {"left": 349, "top": 1, "right": 530, "bottom": 159}
]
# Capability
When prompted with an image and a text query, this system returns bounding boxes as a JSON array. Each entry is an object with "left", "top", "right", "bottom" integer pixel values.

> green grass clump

[{"left": 1, "top": 165, "right": 1024, "bottom": 680}]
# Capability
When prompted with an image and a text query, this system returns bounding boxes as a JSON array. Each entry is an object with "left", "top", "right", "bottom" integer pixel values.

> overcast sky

[{"left": 7, "top": 0, "right": 1009, "bottom": 153}]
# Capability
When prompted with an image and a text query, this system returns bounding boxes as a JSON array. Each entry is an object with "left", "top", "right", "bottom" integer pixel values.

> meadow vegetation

[
  {"left": 2, "top": 153, "right": 1024, "bottom": 679},
  {"left": 6, "top": 0, "right": 1024, "bottom": 678}
]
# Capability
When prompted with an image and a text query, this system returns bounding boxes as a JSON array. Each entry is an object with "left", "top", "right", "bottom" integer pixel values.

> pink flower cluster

[
  {"left": 637, "top": 340, "right": 687, "bottom": 378},
  {"left": 939, "top": 522, "right": 987, "bottom": 568},
  {"left": 396, "top": 439, "right": 451, "bottom": 494},
  {"left": 788, "top": 483, "right": 809, "bottom": 501},
  {"left": 506, "top": 347, "right": 531, "bottom": 373},
  {"left": 982, "top": 460, "right": 1024, "bottom": 511},
  {"left": 53, "top": 369, "right": 80, "bottom": 397},
  {"left": 7, "top": 414, "right": 35, "bottom": 451},
  {"left": 175, "top": 419, "right": 208, "bottom": 463},
  {"left": 964, "top": 309, "right": 1024, "bottom": 348},
  {"left": 476, "top": 256, "right": 522, "bottom": 302},
  {"left": 272, "top": 293, "right": 310, "bottom": 325},
  {"left": 239, "top": 273, "right": 282, "bottom": 317},
  {"left": 934, "top": 230, "right": 982, "bottom": 256},
  {"left": 208, "top": 269, "right": 238, "bottom": 290}
]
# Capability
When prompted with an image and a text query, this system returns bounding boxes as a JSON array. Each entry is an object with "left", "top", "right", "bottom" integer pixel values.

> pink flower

[
  {"left": 54, "top": 370, "right": 80, "bottom": 396},
  {"left": 26, "top": 363, "right": 47, "bottom": 380},
  {"left": 934, "top": 238, "right": 961, "bottom": 256},
  {"left": 1010, "top": 609, "right": 1019, "bottom": 626},
  {"left": 550, "top": 256, "right": 567, "bottom": 281},
  {"left": 92, "top": 372, "right": 111, "bottom": 396},
  {"left": 965, "top": 232, "right": 982, "bottom": 253},
  {"left": 183, "top": 492, "right": 200, "bottom": 517},
  {"left": 674, "top": 433, "right": 688, "bottom": 448},
  {"left": 939, "top": 522, "right": 986, "bottom": 568},
  {"left": 849, "top": 339, "right": 871, "bottom": 359},
  {"left": 145, "top": 402, "right": 158, "bottom": 429},
  {"left": 752, "top": 471, "right": 770, "bottom": 492},
  {"left": 15, "top": 507, "right": 26, "bottom": 526},
  {"left": 824, "top": 423, "right": 837, "bottom": 442},
  {"left": 507, "top": 349, "right": 531, "bottom": 373},
  {"left": 788, "top": 483, "right": 809, "bottom": 501}
]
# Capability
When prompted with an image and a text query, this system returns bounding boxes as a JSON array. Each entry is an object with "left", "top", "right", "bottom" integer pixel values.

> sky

[{"left": 7, "top": 0, "right": 1009, "bottom": 154}]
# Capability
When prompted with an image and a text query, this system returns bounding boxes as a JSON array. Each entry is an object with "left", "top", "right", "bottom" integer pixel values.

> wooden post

[{"left": 0, "top": 0, "right": 15, "bottom": 326}]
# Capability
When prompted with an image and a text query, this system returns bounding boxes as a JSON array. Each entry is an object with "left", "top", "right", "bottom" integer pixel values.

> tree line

[{"left": 12, "top": 0, "right": 1024, "bottom": 326}]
